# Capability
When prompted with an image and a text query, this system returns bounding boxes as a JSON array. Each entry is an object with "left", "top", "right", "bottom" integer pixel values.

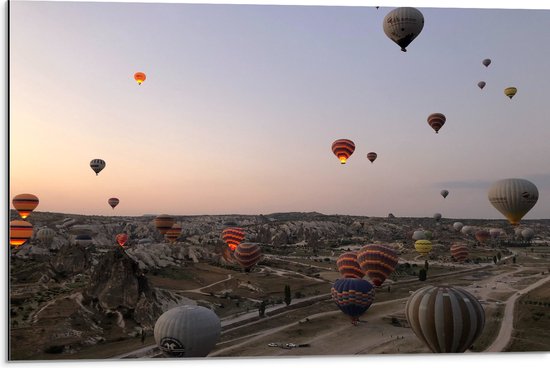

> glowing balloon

[
  {"left": 116, "top": 233, "right": 128, "bottom": 247},
  {"left": 10, "top": 220, "right": 33, "bottom": 247},
  {"left": 450, "top": 243, "right": 469, "bottom": 263},
  {"left": 478, "top": 81, "right": 486, "bottom": 90},
  {"left": 134, "top": 72, "right": 146, "bottom": 85},
  {"left": 331, "top": 278, "right": 375, "bottom": 325},
  {"left": 12, "top": 194, "right": 39, "bottom": 219},
  {"left": 482, "top": 59, "right": 491, "bottom": 67},
  {"left": 108, "top": 197, "right": 120, "bottom": 209},
  {"left": 234, "top": 243, "right": 262, "bottom": 272},
  {"left": 427, "top": 113, "right": 446, "bottom": 134},
  {"left": 336, "top": 251, "right": 365, "bottom": 279},
  {"left": 221, "top": 227, "right": 245, "bottom": 251},
  {"left": 90, "top": 159, "right": 106, "bottom": 176},
  {"left": 155, "top": 215, "right": 175, "bottom": 235},
  {"left": 366, "top": 152, "right": 378, "bottom": 163},
  {"left": 383, "top": 7, "right": 424, "bottom": 52},
  {"left": 405, "top": 286, "right": 485, "bottom": 353},
  {"left": 414, "top": 240, "right": 432, "bottom": 256},
  {"left": 357, "top": 244, "right": 398, "bottom": 286},
  {"left": 440, "top": 190, "right": 449, "bottom": 199},
  {"left": 332, "top": 139, "right": 355, "bottom": 164},
  {"left": 488, "top": 178, "right": 538, "bottom": 226},
  {"left": 504, "top": 87, "right": 517, "bottom": 99}
]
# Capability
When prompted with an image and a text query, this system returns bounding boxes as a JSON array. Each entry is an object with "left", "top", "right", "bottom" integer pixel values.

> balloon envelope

[
  {"left": 433, "top": 213, "right": 442, "bottom": 221},
  {"left": 453, "top": 222, "right": 463, "bottom": 232},
  {"left": 450, "top": 244, "right": 469, "bottom": 262},
  {"left": 134, "top": 72, "right": 146, "bottom": 85},
  {"left": 521, "top": 228, "right": 535, "bottom": 241},
  {"left": 405, "top": 286, "right": 485, "bottom": 353},
  {"left": 75, "top": 234, "right": 93, "bottom": 246},
  {"left": 366, "top": 152, "right": 378, "bottom": 163},
  {"left": 12, "top": 194, "right": 39, "bottom": 219},
  {"left": 440, "top": 190, "right": 449, "bottom": 198},
  {"left": 165, "top": 224, "right": 183, "bottom": 244},
  {"left": 154, "top": 305, "right": 221, "bottom": 357},
  {"left": 477, "top": 81, "right": 486, "bottom": 90},
  {"left": 412, "top": 230, "right": 426, "bottom": 241},
  {"left": 116, "top": 233, "right": 128, "bottom": 247},
  {"left": 482, "top": 58, "right": 491, "bottom": 67},
  {"left": 414, "top": 240, "right": 432, "bottom": 255},
  {"left": 90, "top": 159, "right": 106, "bottom": 175},
  {"left": 331, "top": 278, "right": 375, "bottom": 324},
  {"left": 427, "top": 113, "right": 446, "bottom": 134},
  {"left": 475, "top": 230, "right": 490, "bottom": 243},
  {"left": 488, "top": 178, "right": 538, "bottom": 225},
  {"left": 108, "top": 198, "right": 120, "bottom": 209},
  {"left": 155, "top": 215, "right": 175, "bottom": 235},
  {"left": 357, "top": 244, "right": 398, "bottom": 286},
  {"left": 234, "top": 243, "right": 262, "bottom": 272},
  {"left": 10, "top": 220, "right": 33, "bottom": 247},
  {"left": 221, "top": 227, "right": 245, "bottom": 251},
  {"left": 336, "top": 251, "right": 365, "bottom": 279},
  {"left": 331, "top": 139, "right": 355, "bottom": 164},
  {"left": 37, "top": 227, "right": 55, "bottom": 245},
  {"left": 383, "top": 7, "right": 424, "bottom": 52},
  {"left": 504, "top": 87, "right": 517, "bottom": 99}
]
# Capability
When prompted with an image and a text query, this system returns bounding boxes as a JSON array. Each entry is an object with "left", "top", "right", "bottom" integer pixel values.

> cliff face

[{"left": 50, "top": 243, "right": 92, "bottom": 278}]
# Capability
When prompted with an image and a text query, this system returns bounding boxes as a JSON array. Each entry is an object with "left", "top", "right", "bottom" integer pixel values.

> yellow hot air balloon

[
  {"left": 504, "top": 87, "right": 517, "bottom": 99},
  {"left": 12, "top": 194, "right": 39, "bottom": 219},
  {"left": 134, "top": 72, "right": 146, "bottom": 85},
  {"left": 488, "top": 178, "right": 538, "bottom": 226},
  {"left": 414, "top": 240, "right": 432, "bottom": 256}
]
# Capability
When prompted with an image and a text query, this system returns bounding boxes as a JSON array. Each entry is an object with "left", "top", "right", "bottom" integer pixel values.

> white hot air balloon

[
  {"left": 154, "top": 305, "right": 221, "bottom": 357},
  {"left": 453, "top": 222, "right": 464, "bottom": 232},
  {"left": 461, "top": 225, "right": 474, "bottom": 235},
  {"left": 412, "top": 230, "right": 427, "bottom": 241},
  {"left": 488, "top": 178, "right": 539, "bottom": 226},
  {"left": 521, "top": 228, "right": 535, "bottom": 241},
  {"left": 383, "top": 7, "right": 425, "bottom": 52}
]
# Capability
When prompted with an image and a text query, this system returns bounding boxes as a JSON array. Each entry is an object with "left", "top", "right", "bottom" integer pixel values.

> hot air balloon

[
  {"left": 453, "top": 222, "right": 463, "bottom": 232},
  {"left": 234, "top": 243, "right": 262, "bottom": 272},
  {"left": 504, "top": 87, "right": 517, "bottom": 99},
  {"left": 489, "top": 228, "right": 502, "bottom": 239},
  {"left": 482, "top": 59, "right": 491, "bottom": 67},
  {"left": 165, "top": 224, "right": 183, "bottom": 244},
  {"left": 488, "top": 178, "right": 538, "bottom": 226},
  {"left": 415, "top": 240, "right": 432, "bottom": 256},
  {"left": 424, "top": 230, "right": 433, "bottom": 240},
  {"left": 440, "top": 190, "right": 449, "bottom": 199},
  {"left": 37, "top": 227, "right": 55, "bottom": 245},
  {"left": 461, "top": 225, "right": 474, "bottom": 235},
  {"left": 10, "top": 220, "right": 33, "bottom": 247},
  {"left": 383, "top": 7, "right": 424, "bottom": 52},
  {"left": 331, "top": 278, "right": 375, "bottom": 325},
  {"left": 90, "top": 159, "right": 106, "bottom": 175},
  {"left": 405, "top": 286, "right": 485, "bottom": 353},
  {"left": 116, "top": 233, "right": 128, "bottom": 248},
  {"left": 154, "top": 305, "right": 221, "bottom": 357},
  {"left": 222, "top": 246, "right": 237, "bottom": 264},
  {"left": 12, "top": 194, "right": 39, "bottom": 219},
  {"left": 331, "top": 139, "right": 355, "bottom": 164},
  {"left": 134, "top": 72, "right": 146, "bottom": 85},
  {"left": 521, "top": 228, "right": 535, "bottom": 241},
  {"left": 433, "top": 213, "right": 442, "bottom": 221},
  {"left": 221, "top": 227, "right": 245, "bottom": 251},
  {"left": 336, "top": 252, "right": 365, "bottom": 279},
  {"left": 450, "top": 243, "right": 469, "bottom": 263},
  {"left": 108, "top": 198, "right": 120, "bottom": 209},
  {"left": 366, "top": 152, "right": 377, "bottom": 163},
  {"left": 75, "top": 234, "right": 93, "bottom": 246},
  {"left": 475, "top": 230, "right": 490, "bottom": 244},
  {"left": 427, "top": 113, "right": 446, "bottom": 134},
  {"left": 412, "top": 230, "right": 426, "bottom": 241},
  {"left": 154, "top": 215, "right": 175, "bottom": 235},
  {"left": 357, "top": 244, "right": 398, "bottom": 286},
  {"left": 478, "top": 81, "right": 486, "bottom": 90}
]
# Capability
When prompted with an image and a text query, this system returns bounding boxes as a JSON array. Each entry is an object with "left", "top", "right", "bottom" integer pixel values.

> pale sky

[{"left": 8, "top": 0, "right": 550, "bottom": 219}]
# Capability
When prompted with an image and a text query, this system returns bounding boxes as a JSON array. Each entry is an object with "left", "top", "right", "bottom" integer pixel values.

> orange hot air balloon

[
  {"left": 366, "top": 152, "right": 377, "bottom": 163},
  {"left": 165, "top": 224, "right": 183, "bottom": 244},
  {"left": 12, "top": 194, "right": 39, "bottom": 219},
  {"left": 116, "top": 233, "right": 128, "bottom": 247},
  {"left": 155, "top": 215, "right": 175, "bottom": 235},
  {"left": 427, "top": 113, "right": 446, "bottom": 134},
  {"left": 108, "top": 198, "right": 120, "bottom": 209},
  {"left": 222, "top": 227, "right": 245, "bottom": 251},
  {"left": 332, "top": 139, "right": 355, "bottom": 164},
  {"left": 10, "top": 220, "right": 33, "bottom": 247},
  {"left": 134, "top": 72, "right": 146, "bottom": 85}
]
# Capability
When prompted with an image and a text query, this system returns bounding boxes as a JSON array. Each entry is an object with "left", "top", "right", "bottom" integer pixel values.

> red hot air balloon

[
  {"left": 12, "top": 194, "right": 39, "bottom": 219},
  {"left": 336, "top": 252, "right": 365, "bottom": 279},
  {"left": 108, "top": 198, "right": 120, "bottom": 209},
  {"left": 331, "top": 139, "right": 355, "bottom": 164},
  {"left": 366, "top": 152, "right": 377, "bottom": 163},
  {"left": 450, "top": 243, "right": 469, "bottom": 263},
  {"left": 356, "top": 244, "right": 398, "bottom": 286},
  {"left": 427, "top": 113, "right": 446, "bottom": 134},
  {"left": 155, "top": 215, "right": 175, "bottom": 235},
  {"left": 10, "top": 220, "right": 33, "bottom": 247},
  {"left": 134, "top": 72, "right": 146, "bottom": 85},
  {"left": 222, "top": 227, "right": 245, "bottom": 251},
  {"left": 116, "top": 233, "right": 129, "bottom": 247},
  {"left": 234, "top": 243, "right": 262, "bottom": 272}
]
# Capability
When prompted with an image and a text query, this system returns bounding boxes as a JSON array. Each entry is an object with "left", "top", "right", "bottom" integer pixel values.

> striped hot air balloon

[
  {"left": 221, "top": 227, "right": 245, "bottom": 251},
  {"left": 12, "top": 194, "right": 39, "bottom": 219},
  {"left": 356, "top": 244, "right": 398, "bottom": 287},
  {"left": 366, "top": 152, "right": 377, "bottom": 163},
  {"left": 331, "top": 139, "right": 355, "bottom": 164},
  {"left": 134, "top": 72, "right": 146, "bottom": 85},
  {"left": 154, "top": 215, "right": 175, "bottom": 235},
  {"left": 405, "top": 286, "right": 485, "bottom": 353},
  {"left": 233, "top": 243, "right": 262, "bottom": 272},
  {"left": 427, "top": 113, "right": 446, "bottom": 134},
  {"left": 165, "top": 224, "right": 182, "bottom": 244},
  {"left": 336, "top": 252, "right": 365, "bottom": 279},
  {"left": 108, "top": 198, "right": 120, "bottom": 209},
  {"left": 450, "top": 244, "right": 469, "bottom": 263},
  {"left": 37, "top": 227, "right": 55, "bottom": 245},
  {"left": 414, "top": 240, "right": 432, "bottom": 256},
  {"left": 10, "top": 220, "right": 33, "bottom": 247},
  {"left": 116, "top": 233, "right": 129, "bottom": 247},
  {"left": 90, "top": 159, "right": 106, "bottom": 175},
  {"left": 331, "top": 278, "right": 375, "bottom": 325}
]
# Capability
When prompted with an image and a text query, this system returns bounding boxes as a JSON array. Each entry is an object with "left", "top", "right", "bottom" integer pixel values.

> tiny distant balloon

[
  {"left": 332, "top": 139, "right": 355, "bottom": 164},
  {"left": 165, "top": 224, "right": 183, "bottom": 244},
  {"left": 383, "top": 7, "right": 424, "bottom": 52},
  {"left": 478, "top": 81, "right": 486, "bottom": 90},
  {"left": 366, "top": 152, "right": 378, "bottom": 163},
  {"left": 108, "top": 198, "right": 120, "bottom": 209},
  {"left": 433, "top": 213, "right": 442, "bottom": 221},
  {"left": 504, "top": 87, "right": 517, "bottom": 99},
  {"left": 440, "top": 190, "right": 449, "bottom": 199},
  {"left": 10, "top": 220, "right": 33, "bottom": 247},
  {"left": 116, "top": 233, "right": 128, "bottom": 247},
  {"left": 427, "top": 113, "right": 446, "bottom": 134},
  {"left": 12, "top": 194, "right": 39, "bottom": 219},
  {"left": 134, "top": 72, "right": 146, "bottom": 85},
  {"left": 482, "top": 59, "right": 491, "bottom": 67},
  {"left": 90, "top": 159, "right": 106, "bottom": 176}
]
